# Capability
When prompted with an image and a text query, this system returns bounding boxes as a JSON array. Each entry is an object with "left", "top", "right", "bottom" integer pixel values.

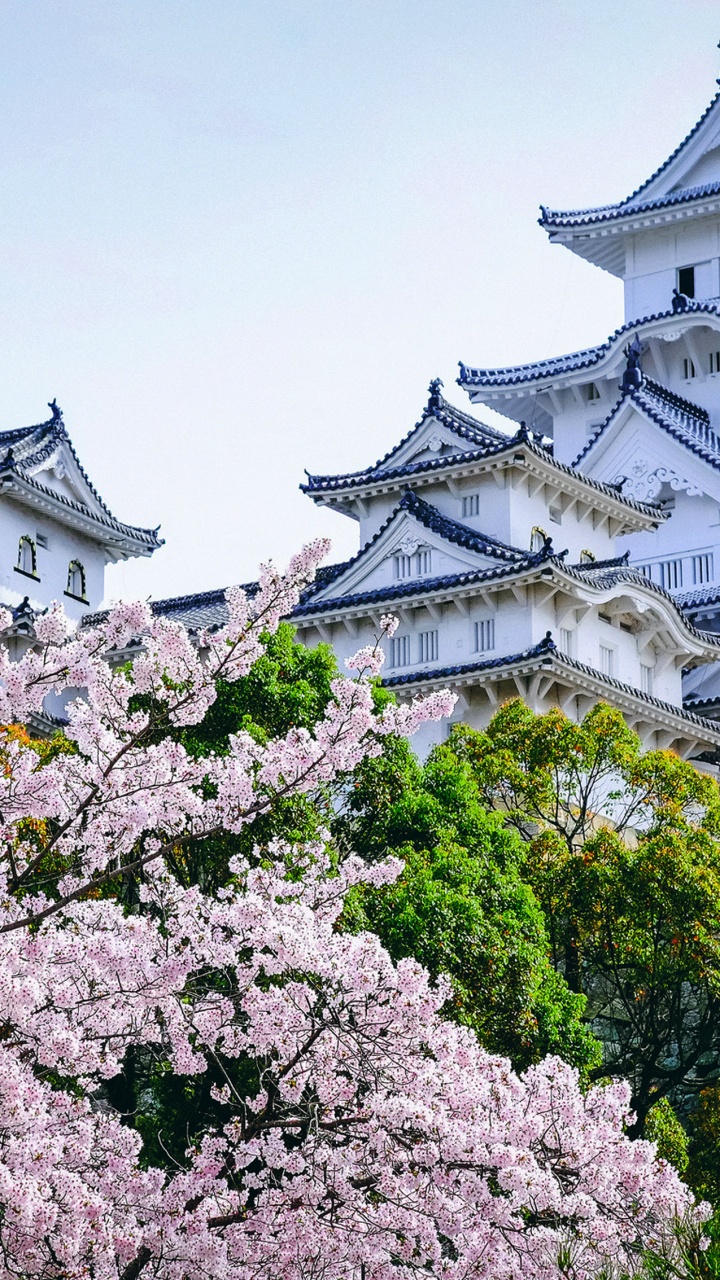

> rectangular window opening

[
  {"left": 474, "top": 618, "right": 495, "bottom": 653},
  {"left": 710, "top": 351, "right": 720, "bottom": 375},
  {"left": 640, "top": 664, "right": 654, "bottom": 695},
  {"left": 599, "top": 644, "right": 615, "bottom": 678},
  {"left": 692, "top": 552, "right": 714, "bottom": 585},
  {"left": 416, "top": 549, "right": 432, "bottom": 577},
  {"left": 394, "top": 554, "right": 413, "bottom": 580},
  {"left": 659, "top": 558, "right": 683, "bottom": 590},
  {"left": 559, "top": 627, "right": 573, "bottom": 656},
  {"left": 418, "top": 630, "right": 439, "bottom": 664},
  {"left": 586, "top": 382, "right": 600, "bottom": 402},
  {"left": 683, "top": 357, "right": 696, "bottom": 380},
  {"left": 678, "top": 265, "right": 695, "bottom": 298},
  {"left": 390, "top": 635, "right": 411, "bottom": 668},
  {"left": 461, "top": 493, "right": 480, "bottom": 518}
]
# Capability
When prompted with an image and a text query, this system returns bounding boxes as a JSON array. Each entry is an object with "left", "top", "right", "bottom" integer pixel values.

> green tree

[
  {"left": 166, "top": 623, "right": 343, "bottom": 891},
  {"left": 337, "top": 736, "right": 600, "bottom": 1073},
  {"left": 449, "top": 700, "right": 720, "bottom": 1132}
]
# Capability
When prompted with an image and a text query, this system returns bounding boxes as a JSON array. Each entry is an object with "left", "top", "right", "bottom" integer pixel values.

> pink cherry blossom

[{"left": 0, "top": 542, "right": 701, "bottom": 1280}]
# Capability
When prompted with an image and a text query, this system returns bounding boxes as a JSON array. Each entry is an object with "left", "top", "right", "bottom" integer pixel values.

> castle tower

[
  {"left": 295, "top": 381, "right": 720, "bottom": 760},
  {"left": 458, "top": 71, "right": 720, "bottom": 717}
]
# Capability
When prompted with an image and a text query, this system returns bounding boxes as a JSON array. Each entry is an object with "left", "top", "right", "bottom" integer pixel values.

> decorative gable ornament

[
  {"left": 398, "top": 537, "right": 422, "bottom": 557},
  {"left": 615, "top": 457, "right": 703, "bottom": 502}
]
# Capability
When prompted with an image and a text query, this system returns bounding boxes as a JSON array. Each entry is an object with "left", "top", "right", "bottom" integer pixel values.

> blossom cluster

[{"left": 0, "top": 544, "right": 700, "bottom": 1279}]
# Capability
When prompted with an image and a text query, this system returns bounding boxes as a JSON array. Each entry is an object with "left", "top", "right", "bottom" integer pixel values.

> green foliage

[
  {"left": 689, "top": 1087, "right": 720, "bottom": 1206},
  {"left": 167, "top": 624, "right": 342, "bottom": 891},
  {"left": 338, "top": 737, "right": 601, "bottom": 1074},
  {"left": 182, "top": 622, "right": 340, "bottom": 754},
  {"left": 646, "top": 1097, "right": 689, "bottom": 1174},
  {"left": 448, "top": 701, "right": 720, "bottom": 1132}
]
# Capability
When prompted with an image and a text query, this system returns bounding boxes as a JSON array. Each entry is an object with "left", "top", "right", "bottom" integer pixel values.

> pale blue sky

[{"left": 0, "top": 1, "right": 717, "bottom": 601}]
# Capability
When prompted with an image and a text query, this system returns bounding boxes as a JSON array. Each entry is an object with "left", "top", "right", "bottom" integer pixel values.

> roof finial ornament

[
  {"left": 47, "top": 398, "right": 63, "bottom": 421},
  {"left": 427, "top": 377, "right": 444, "bottom": 412},
  {"left": 620, "top": 336, "right": 644, "bottom": 393},
  {"left": 672, "top": 287, "right": 690, "bottom": 313}
]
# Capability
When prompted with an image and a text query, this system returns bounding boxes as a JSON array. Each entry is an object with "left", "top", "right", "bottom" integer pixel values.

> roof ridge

[
  {"left": 623, "top": 87, "right": 720, "bottom": 204},
  {"left": 641, "top": 376, "right": 710, "bottom": 423},
  {"left": 303, "top": 390, "right": 506, "bottom": 489},
  {"left": 571, "top": 378, "right": 720, "bottom": 473}
]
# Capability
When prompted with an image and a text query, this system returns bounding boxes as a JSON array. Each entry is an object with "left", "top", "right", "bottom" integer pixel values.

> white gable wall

[
  {"left": 0, "top": 499, "right": 106, "bottom": 619},
  {"left": 351, "top": 468, "right": 619, "bottom": 564}
]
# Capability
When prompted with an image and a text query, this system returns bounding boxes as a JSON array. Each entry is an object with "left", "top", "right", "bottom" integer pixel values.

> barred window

[
  {"left": 16, "top": 536, "right": 37, "bottom": 577},
  {"left": 418, "top": 630, "right": 438, "bottom": 663},
  {"left": 462, "top": 493, "right": 480, "bottom": 518},
  {"left": 474, "top": 619, "right": 495, "bottom": 653},
  {"left": 559, "top": 628, "right": 573, "bottom": 655},
  {"left": 659, "top": 558, "right": 683, "bottom": 590},
  {"left": 394, "top": 555, "right": 412, "bottom": 580},
  {"left": 599, "top": 645, "right": 615, "bottom": 678},
  {"left": 390, "top": 635, "right": 411, "bottom": 668},
  {"left": 640, "top": 664, "right": 654, "bottom": 695},
  {"left": 692, "top": 553, "right": 713, "bottom": 585},
  {"left": 416, "top": 549, "right": 432, "bottom": 576},
  {"left": 66, "top": 560, "right": 87, "bottom": 600}
]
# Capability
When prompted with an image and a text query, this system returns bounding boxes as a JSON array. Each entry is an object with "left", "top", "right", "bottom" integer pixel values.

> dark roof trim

[
  {"left": 539, "top": 176, "right": 720, "bottom": 231},
  {"left": 303, "top": 391, "right": 507, "bottom": 491},
  {"left": 304, "top": 423, "right": 665, "bottom": 524},
  {"left": 0, "top": 415, "right": 162, "bottom": 548},
  {"left": 382, "top": 633, "right": 720, "bottom": 739},
  {"left": 571, "top": 376, "right": 720, "bottom": 474},
  {"left": 0, "top": 466, "right": 162, "bottom": 547},
  {"left": 458, "top": 303, "right": 720, "bottom": 389}
]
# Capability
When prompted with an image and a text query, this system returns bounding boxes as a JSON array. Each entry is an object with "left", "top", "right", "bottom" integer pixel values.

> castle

[{"left": 8, "top": 72, "right": 720, "bottom": 764}]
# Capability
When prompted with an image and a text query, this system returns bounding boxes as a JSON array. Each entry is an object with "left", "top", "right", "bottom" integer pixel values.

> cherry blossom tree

[{"left": 0, "top": 541, "right": 703, "bottom": 1279}]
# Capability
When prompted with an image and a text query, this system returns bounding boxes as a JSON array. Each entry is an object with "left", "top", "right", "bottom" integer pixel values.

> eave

[
  {"left": 0, "top": 470, "right": 162, "bottom": 560},
  {"left": 382, "top": 642, "right": 720, "bottom": 758},
  {"left": 305, "top": 439, "right": 665, "bottom": 535},
  {"left": 294, "top": 557, "right": 719, "bottom": 667},
  {"left": 544, "top": 191, "right": 720, "bottom": 277}
]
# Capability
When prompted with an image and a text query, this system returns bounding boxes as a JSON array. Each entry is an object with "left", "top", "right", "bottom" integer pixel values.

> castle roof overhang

[
  {"left": 571, "top": 376, "right": 720, "bottom": 482},
  {"left": 304, "top": 426, "right": 665, "bottom": 536},
  {"left": 0, "top": 466, "right": 162, "bottom": 559},
  {"left": 538, "top": 87, "right": 720, "bottom": 275},
  {"left": 0, "top": 415, "right": 162, "bottom": 560},
  {"left": 379, "top": 634, "right": 720, "bottom": 758},
  {"left": 459, "top": 304, "right": 720, "bottom": 403},
  {"left": 294, "top": 547, "right": 720, "bottom": 669},
  {"left": 539, "top": 183, "right": 720, "bottom": 275}
]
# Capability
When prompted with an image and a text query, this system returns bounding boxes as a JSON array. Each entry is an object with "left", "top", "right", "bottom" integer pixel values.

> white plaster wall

[
  {"left": 296, "top": 579, "right": 687, "bottom": 714},
  {"left": 624, "top": 218, "right": 720, "bottom": 321},
  {"left": 354, "top": 470, "right": 618, "bottom": 564},
  {"left": 0, "top": 501, "right": 106, "bottom": 619}
]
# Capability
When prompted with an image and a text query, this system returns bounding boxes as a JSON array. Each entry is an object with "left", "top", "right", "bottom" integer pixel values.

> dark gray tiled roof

[
  {"left": 383, "top": 632, "right": 720, "bottom": 741},
  {"left": 539, "top": 89, "right": 720, "bottom": 230},
  {"left": 458, "top": 303, "right": 720, "bottom": 390},
  {"left": 572, "top": 375, "right": 720, "bottom": 471},
  {"left": 0, "top": 414, "right": 162, "bottom": 549}
]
